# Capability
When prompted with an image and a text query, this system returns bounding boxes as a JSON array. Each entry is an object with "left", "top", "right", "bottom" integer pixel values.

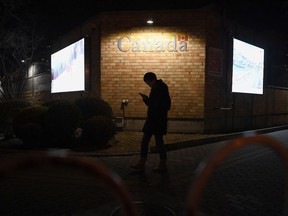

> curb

[
  {"left": 166, "top": 125, "right": 288, "bottom": 152},
  {"left": 77, "top": 125, "right": 288, "bottom": 157},
  {"left": 1, "top": 125, "right": 287, "bottom": 157}
]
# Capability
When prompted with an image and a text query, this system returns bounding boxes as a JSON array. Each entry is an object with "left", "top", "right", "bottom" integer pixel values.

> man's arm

[{"left": 139, "top": 93, "right": 148, "bottom": 100}]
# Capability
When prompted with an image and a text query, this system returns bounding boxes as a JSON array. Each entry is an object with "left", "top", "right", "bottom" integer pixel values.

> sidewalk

[
  {"left": 0, "top": 126, "right": 287, "bottom": 215},
  {"left": 100, "top": 128, "right": 288, "bottom": 216}
]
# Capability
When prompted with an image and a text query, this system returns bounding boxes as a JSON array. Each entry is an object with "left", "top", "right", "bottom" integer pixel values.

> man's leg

[
  {"left": 153, "top": 134, "right": 167, "bottom": 172},
  {"left": 154, "top": 134, "right": 167, "bottom": 160},
  {"left": 140, "top": 132, "right": 152, "bottom": 159},
  {"left": 130, "top": 132, "right": 152, "bottom": 171}
]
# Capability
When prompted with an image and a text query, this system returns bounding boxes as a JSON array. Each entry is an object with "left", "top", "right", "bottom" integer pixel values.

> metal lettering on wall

[{"left": 117, "top": 35, "right": 189, "bottom": 52}]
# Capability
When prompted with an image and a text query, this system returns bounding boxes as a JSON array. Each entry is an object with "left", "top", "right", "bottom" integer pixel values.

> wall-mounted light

[{"left": 147, "top": 19, "right": 153, "bottom": 25}]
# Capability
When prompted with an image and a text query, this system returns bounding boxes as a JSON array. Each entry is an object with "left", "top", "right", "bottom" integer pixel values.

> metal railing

[
  {"left": 0, "top": 151, "right": 137, "bottom": 216},
  {"left": 185, "top": 134, "right": 288, "bottom": 216}
]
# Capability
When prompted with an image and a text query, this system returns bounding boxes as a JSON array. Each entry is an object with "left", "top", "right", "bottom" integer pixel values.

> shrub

[
  {"left": 15, "top": 122, "right": 43, "bottom": 148},
  {"left": 42, "top": 100, "right": 82, "bottom": 148},
  {"left": 13, "top": 106, "right": 47, "bottom": 132},
  {"left": 74, "top": 97, "right": 114, "bottom": 122},
  {"left": 12, "top": 106, "right": 47, "bottom": 148},
  {"left": 81, "top": 115, "right": 117, "bottom": 148},
  {"left": 0, "top": 100, "right": 31, "bottom": 134},
  {"left": 42, "top": 99, "right": 63, "bottom": 108}
]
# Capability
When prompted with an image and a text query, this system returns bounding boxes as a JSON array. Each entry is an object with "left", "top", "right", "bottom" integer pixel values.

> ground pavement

[{"left": 0, "top": 127, "right": 287, "bottom": 216}]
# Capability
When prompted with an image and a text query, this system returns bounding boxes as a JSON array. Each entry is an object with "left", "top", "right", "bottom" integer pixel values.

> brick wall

[{"left": 100, "top": 10, "right": 207, "bottom": 122}]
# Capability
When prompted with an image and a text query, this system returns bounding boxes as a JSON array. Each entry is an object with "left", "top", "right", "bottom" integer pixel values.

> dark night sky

[{"left": 33, "top": 0, "right": 288, "bottom": 42}]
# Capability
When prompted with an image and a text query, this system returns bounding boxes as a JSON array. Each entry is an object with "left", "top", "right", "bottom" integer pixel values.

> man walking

[{"left": 131, "top": 72, "right": 171, "bottom": 172}]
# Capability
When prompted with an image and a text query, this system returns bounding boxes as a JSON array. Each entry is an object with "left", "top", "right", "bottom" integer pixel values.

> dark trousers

[{"left": 140, "top": 132, "right": 167, "bottom": 161}]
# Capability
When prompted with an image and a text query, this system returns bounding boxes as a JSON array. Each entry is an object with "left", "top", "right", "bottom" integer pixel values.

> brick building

[{"left": 25, "top": 9, "right": 288, "bottom": 133}]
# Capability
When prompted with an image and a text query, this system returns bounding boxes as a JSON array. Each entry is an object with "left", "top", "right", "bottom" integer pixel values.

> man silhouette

[{"left": 131, "top": 72, "right": 171, "bottom": 172}]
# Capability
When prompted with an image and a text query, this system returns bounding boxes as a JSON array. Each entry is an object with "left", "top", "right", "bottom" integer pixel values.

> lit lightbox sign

[
  {"left": 232, "top": 38, "right": 264, "bottom": 94},
  {"left": 51, "top": 38, "right": 85, "bottom": 93}
]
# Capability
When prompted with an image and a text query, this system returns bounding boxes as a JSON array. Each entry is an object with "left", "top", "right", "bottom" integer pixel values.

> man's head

[{"left": 143, "top": 72, "right": 157, "bottom": 88}]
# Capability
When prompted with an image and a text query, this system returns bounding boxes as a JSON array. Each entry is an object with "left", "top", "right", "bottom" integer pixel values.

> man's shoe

[
  {"left": 130, "top": 159, "right": 146, "bottom": 171},
  {"left": 153, "top": 162, "right": 167, "bottom": 173}
]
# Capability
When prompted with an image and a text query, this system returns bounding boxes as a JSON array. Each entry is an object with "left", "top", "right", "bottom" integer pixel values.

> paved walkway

[{"left": 0, "top": 128, "right": 287, "bottom": 215}]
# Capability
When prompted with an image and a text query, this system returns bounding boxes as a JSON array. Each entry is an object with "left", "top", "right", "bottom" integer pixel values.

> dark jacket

[{"left": 142, "top": 79, "right": 171, "bottom": 135}]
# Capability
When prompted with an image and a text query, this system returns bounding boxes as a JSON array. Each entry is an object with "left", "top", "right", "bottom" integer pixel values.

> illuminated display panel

[
  {"left": 51, "top": 38, "right": 85, "bottom": 93},
  {"left": 232, "top": 38, "right": 264, "bottom": 95}
]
